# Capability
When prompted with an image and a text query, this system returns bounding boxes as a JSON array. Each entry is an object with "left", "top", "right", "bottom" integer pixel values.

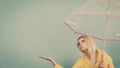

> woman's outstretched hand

[{"left": 38, "top": 56, "right": 57, "bottom": 66}]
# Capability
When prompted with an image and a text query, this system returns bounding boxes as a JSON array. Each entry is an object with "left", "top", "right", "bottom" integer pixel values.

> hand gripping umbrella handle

[{"left": 100, "top": 54, "right": 110, "bottom": 68}]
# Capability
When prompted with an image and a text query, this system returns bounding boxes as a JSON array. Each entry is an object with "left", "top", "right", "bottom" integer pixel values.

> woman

[{"left": 39, "top": 35, "right": 114, "bottom": 68}]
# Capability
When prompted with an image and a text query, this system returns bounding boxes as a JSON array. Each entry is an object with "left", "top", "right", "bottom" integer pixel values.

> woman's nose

[{"left": 80, "top": 43, "right": 83, "bottom": 46}]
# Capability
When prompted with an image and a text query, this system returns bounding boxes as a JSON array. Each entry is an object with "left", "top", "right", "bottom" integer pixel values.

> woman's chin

[
  {"left": 81, "top": 49, "right": 87, "bottom": 53},
  {"left": 81, "top": 49, "right": 85, "bottom": 52}
]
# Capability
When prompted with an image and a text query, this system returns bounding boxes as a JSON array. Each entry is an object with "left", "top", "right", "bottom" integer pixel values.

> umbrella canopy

[{"left": 65, "top": 0, "right": 120, "bottom": 42}]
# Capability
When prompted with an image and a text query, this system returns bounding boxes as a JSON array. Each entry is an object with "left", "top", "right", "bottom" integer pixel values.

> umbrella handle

[{"left": 100, "top": 54, "right": 104, "bottom": 61}]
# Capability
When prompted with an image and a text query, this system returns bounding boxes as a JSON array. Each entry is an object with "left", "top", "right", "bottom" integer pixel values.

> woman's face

[{"left": 78, "top": 38, "right": 87, "bottom": 53}]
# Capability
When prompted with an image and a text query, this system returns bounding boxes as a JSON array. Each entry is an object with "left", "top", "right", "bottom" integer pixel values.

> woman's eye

[{"left": 82, "top": 40, "right": 85, "bottom": 42}]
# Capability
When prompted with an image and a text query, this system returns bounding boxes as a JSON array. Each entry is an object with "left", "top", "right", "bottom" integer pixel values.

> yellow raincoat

[{"left": 54, "top": 49, "right": 114, "bottom": 68}]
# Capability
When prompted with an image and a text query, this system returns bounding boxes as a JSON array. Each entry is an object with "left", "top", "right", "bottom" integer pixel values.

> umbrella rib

[
  {"left": 64, "top": 21, "right": 81, "bottom": 34},
  {"left": 75, "top": 13, "right": 120, "bottom": 20}
]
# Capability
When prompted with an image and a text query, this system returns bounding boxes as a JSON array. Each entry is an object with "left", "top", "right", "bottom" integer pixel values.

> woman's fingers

[
  {"left": 98, "top": 54, "right": 104, "bottom": 68},
  {"left": 99, "top": 60, "right": 104, "bottom": 68},
  {"left": 38, "top": 56, "right": 53, "bottom": 61},
  {"left": 39, "top": 56, "right": 49, "bottom": 59},
  {"left": 100, "top": 61, "right": 104, "bottom": 67}
]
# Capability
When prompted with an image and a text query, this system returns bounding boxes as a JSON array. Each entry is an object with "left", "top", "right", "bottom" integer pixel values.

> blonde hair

[{"left": 77, "top": 35, "right": 96, "bottom": 68}]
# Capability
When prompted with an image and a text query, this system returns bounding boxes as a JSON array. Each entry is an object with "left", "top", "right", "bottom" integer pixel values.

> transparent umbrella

[{"left": 65, "top": 0, "right": 120, "bottom": 42}]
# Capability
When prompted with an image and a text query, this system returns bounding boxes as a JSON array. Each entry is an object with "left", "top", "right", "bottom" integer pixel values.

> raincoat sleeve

[
  {"left": 72, "top": 58, "right": 84, "bottom": 68},
  {"left": 72, "top": 58, "right": 83, "bottom": 68},
  {"left": 54, "top": 63, "right": 63, "bottom": 68}
]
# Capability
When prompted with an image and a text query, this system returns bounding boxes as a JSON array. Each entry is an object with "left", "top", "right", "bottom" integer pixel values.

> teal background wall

[{"left": 0, "top": 0, "right": 120, "bottom": 68}]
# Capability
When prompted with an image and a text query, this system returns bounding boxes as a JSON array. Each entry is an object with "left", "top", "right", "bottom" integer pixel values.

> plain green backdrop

[{"left": 0, "top": 0, "right": 120, "bottom": 68}]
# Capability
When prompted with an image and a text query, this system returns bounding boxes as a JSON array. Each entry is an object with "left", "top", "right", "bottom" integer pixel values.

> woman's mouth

[{"left": 80, "top": 47, "right": 83, "bottom": 49}]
